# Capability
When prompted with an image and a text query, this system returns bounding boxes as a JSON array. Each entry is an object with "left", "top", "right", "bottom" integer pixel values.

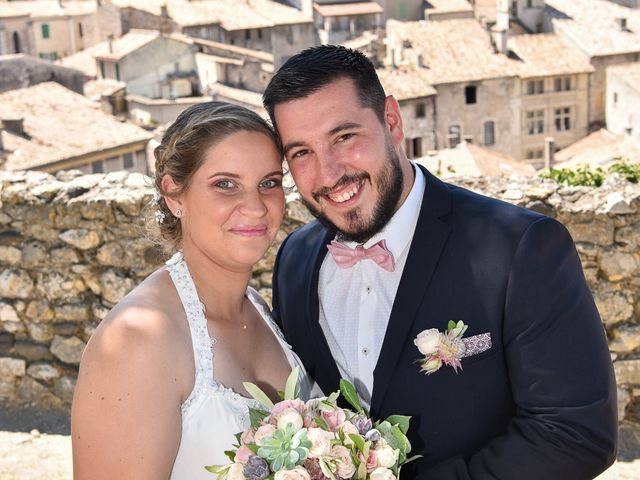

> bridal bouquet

[{"left": 206, "top": 368, "right": 413, "bottom": 480}]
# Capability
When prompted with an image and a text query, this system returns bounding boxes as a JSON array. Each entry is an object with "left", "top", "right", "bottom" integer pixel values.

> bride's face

[{"left": 177, "top": 130, "right": 284, "bottom": 271}]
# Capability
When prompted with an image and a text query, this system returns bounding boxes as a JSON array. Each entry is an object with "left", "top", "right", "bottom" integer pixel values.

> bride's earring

[{"left": 175, "top": 209, "right": 182, "bottom": 218}]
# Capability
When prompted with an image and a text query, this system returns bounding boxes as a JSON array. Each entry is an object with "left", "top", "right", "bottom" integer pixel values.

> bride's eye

[
  {"left": 260, "top": 178, "right": 282, "bottom": 189},
  {"left": 214, "top": 179, "right": 235, "bottom": 189}
]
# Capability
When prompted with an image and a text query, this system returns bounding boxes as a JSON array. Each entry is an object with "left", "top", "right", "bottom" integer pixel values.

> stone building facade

[
  {"left": 1, "top": 169, "right": 640, "bottom": 432},
  {"left": 606, "top": 62, "right": 640, "bottom": 144}
]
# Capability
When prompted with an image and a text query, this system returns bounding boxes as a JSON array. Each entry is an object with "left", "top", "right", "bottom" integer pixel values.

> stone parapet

[{"left": 1, "top": 170, "right": 639, "bottom": 424}]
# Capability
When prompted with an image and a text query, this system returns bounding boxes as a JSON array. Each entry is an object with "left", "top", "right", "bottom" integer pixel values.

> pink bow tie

[{"left": 327, "top": 240, "right": 395, "bottom": 272}]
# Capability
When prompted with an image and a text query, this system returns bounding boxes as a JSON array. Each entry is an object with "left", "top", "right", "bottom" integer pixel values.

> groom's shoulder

[{"left": 278, "top": 220, "right": 328, "bottom": 259}]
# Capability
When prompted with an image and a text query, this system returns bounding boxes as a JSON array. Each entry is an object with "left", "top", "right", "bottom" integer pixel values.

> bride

[{"left": 71, "top": 102, "right": 315, "bottom": 479}]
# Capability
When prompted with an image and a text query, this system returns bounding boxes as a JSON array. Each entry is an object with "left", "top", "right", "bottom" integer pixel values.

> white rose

[
  {"left": 274, "top": 467, "right": 311, "bottom": 480},
  {"left": 374, "top": 439, "right": 399, "bottom": 468},
  {"left": 227, "top": 463, "right": 246, "bottom": 480},
  {"left": 277, "top": 408, "right": 304, "bottom": 432},
  {"left": 414, "top": 329, "right": 441, "bottom": 356},
  {"left": 254, "top": 424, "right": 277, "bottom": 446},
  {"left": 330, "top": 445, "right": 356, "bottom": 479},
  {"left": 370, "top": 467, "right": 396, "bottom": 480},
  {"left": 307, "top": 427, "right": 334, "bottom": 457},
  {"left": 340, "top": 421, "right": 361, "bottom": 446}
]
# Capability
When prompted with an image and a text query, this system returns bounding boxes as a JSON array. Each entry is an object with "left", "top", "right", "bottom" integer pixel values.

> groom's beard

[{"left": 300, "top": 140, "right": 404, "bottom": 244}]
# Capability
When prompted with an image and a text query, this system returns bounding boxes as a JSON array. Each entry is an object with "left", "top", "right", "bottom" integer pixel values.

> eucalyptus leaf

[
  {"left": 224, "top": 450, "right": 236, "bottom": 462},
  {"left": 314, "top": 415, "right": 329, "bottom": 431},
  {"left": 339, "top": 379, "right": 364, "bottom": 413},
  {"left": 385, "top": 415, "right": 411, "bottom": 435},
  {"left": 249, "top": 407, "right": 270, "bottom": 428},
  {"left": 243, "top": 382, "right": 275, "bottom": 410},
  {"left": 349, "top": 433, "right": 366, "bottom": 452},
  {"left": 448, "top": 320, "right": 456, "bottom": 331},
  {"left": 284, "top": 366, "right": 300, "bottom": 400}
]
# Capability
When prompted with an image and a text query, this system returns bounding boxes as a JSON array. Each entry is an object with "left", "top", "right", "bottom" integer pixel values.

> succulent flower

[
  {"left": 352, "top": 415, "right": 372, "bottom": 436},
  {"left": 258, "top": 423, "right": 311, "bottom": 471},
  {"left": 244, "top": 455, "right": 270, "bottom": 480}
]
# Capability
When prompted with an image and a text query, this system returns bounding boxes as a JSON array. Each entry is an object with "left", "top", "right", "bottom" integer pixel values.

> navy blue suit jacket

[{"left": 272, "top": 166, "right": 617, "bottom": 479}]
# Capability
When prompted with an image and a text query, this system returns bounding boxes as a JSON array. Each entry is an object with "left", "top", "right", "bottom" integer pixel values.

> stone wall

[{"left": 1, "top": 169, "right": 639, "bottom": 429}]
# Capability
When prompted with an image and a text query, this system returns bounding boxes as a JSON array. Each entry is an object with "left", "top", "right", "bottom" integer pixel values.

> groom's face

[{"left": 274, "top": 77, "right": 405, "bottom": 243}]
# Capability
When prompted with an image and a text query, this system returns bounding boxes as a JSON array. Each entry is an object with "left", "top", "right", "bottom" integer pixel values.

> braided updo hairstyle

[{"left": 150, "top": 101, "right": 281, "bottom": 255}]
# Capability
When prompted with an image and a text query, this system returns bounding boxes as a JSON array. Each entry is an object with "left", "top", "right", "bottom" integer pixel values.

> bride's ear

[{"left": 161, "top": 174, "right": 184, "bottom": 216}]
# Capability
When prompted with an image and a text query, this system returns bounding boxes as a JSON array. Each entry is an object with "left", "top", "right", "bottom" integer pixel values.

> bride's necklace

[{"left": 199, "top": 298, "right": 248, "bottom": 330}]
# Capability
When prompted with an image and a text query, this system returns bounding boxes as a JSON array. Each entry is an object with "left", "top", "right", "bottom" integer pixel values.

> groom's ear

[
  {"left": 160, "top": 174, "right": 183, "bottom": 215},
  {"left": 383, "top": 95, "right": 404, "bottom": 147}
]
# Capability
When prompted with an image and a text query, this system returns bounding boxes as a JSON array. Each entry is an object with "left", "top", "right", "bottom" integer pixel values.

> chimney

[
  {"left": 161, "top": 3, "right": 169, "bottom": 18},
  {"left": 2, "top": 118, "right": 25, "bottom": 137},
  {"left": 616, "top": 17, "right": 628, "bottom": 31},
  {"left": 491, "top": 26, "right": 508, "bottom": 54},
  {"left": 544, "top": 137, "right": 555, "bottom": 169}
]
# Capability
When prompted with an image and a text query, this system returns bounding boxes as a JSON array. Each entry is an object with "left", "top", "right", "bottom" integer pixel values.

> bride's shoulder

[{"left": 84, "top": 267, "right": 188, "bottom": 364}]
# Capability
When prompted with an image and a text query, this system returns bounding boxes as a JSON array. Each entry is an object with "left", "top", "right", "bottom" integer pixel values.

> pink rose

[
  {"left": 274, "top": 467, "right": 311, "bottom": 480},
  {"left": 370, "top": 467, "right": 395, "bottom": 480},
  {"left": 330, "top": 445, "right": 356, "bottom": 479},
  {"left": 235, "top": 445, "right": 253, "bottom": 465},
  {"left": 364, "top": 451, "right": 378, "bottom": 473},
  {"left": 272, "top": 399, "right": 306, "bottom": 416},
  {"left": 321, "top": 408, "right": 346, "bottom": 431},
  {"left": 240, "top": 428, "right": 256, "bottom": 446},
  {"left": 254, "top": 424, "right": 277, "bottom": 446}
]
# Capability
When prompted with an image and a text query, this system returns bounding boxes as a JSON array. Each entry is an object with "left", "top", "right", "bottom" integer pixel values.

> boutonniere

[{"left": 414, "top": 320, "right": 468, "bottom": 375}]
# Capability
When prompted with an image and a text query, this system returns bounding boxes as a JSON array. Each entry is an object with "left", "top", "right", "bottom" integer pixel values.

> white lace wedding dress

[{"left": 165, "top": 252, "right": 318, "bottom": 479}]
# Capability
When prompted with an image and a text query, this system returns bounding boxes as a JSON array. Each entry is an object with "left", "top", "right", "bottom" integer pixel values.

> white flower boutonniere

[{"left": 414, "top": 321, "right": 468, "bottom": 375}]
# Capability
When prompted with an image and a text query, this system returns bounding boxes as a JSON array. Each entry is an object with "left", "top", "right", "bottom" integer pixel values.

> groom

[{"left": 263, "top": 45, "right": 617, "bottom": 479}]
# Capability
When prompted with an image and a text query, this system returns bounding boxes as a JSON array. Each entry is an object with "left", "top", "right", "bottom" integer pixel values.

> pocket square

[{"left": 461, "top": 332, "right": 492, "bottom": 358}]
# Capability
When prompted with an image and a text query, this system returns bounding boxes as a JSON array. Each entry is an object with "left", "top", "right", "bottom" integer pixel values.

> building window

[
  {"left": 526, "top": 79, "right": 544, "bottom": 95},
  {"left": 484, "top": 121, "right": 495, "bottom": 146},
  {"left": 448, "top": 125, "right": 461, "bottom": 147},
  {"left": 510, "top": 1, "right": 518, "bottom": 16},
  {"left": 554, "top": 76, "right": 572, "bottom": 92},
  {"left": 554, "top": 107, "right": 572, "bottom": 131},
  {"left": 12, "top": 32, "right": 21, "bottom": 53},
  {"left": 465, "top": 85, "right": 477, "bottom": 104},
  {"left": 79, "top": 23, "right": 83, "bottom": 38},
  {"left": 526, "top": 110, "right": 544, "bottom": 135},
  {"left": 41, "top": 24, "right": 50, "bottom": 39},
  {"left": 526, "top": 149, "right": 544, "bottom": 160},
  {"left": 245, "top": 30, "right": 251, "bottom": 40},
  {"left": 413, "top": 138, "right": 422, "bottom": 157},
  {"left": 415, "top": 103, "right": 426, "bottom": 118},
  {"left": 123, "top": 152, "right": 134, "bottom": 169},
  {"left": 115, "top": 63, "right": 121, "bottom": 81},
  {"left": 258, "top": 29, "right": 263, "bottom": 40},
  {"left": 526, "top": 0, "right": 534, "bottom": 7},
  {"left": 614, "top": 92, "right": 618, "bottom": 105},
  {"left": 100, "top": 61, "right": 105, "bottom": 79},
  {"left": 91, "top": 160, "right": 104, "bottom": 173}
]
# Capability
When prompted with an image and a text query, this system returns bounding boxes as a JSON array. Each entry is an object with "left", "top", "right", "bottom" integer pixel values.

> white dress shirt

[{"left": 318, "top": 164, "right": 425, "bottom": 409}]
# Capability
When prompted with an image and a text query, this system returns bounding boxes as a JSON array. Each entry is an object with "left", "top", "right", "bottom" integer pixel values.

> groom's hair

[{"left": 263, "top": 45, "right": 386, "bottom": 131}]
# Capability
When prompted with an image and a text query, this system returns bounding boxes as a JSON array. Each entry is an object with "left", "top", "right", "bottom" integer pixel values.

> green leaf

[
  {"left": 349, "top": 433, "right": 366, "bottom": 451},
  {"left": 356, "top": 461, "right": 368, "bottom": 480},
  {"left": 284, "top": 366, "right": 300, "bottom": 400},
  {"left": 224, "top": 450, "right": 236, "bottom": 462},
  {"left": 247, "top": 443, "right": 260, "bottom": 454},
  {"left": 243, "top": 382, "right": 275, "bottom": 410},
  {"left": 447, "top": 320, "right": 456, "bottom": 331},
  {"left": 314, "top": 415, "right": 329, "bottom": 431},
  {"left": 249, "top": 407, "right": 270, "bottom": 428},
  {"left": 339, "top": 379, "right": 364, "bottom": 413},
  {"left": 385, "top": 415, "right": 411, "bottom": 435}
]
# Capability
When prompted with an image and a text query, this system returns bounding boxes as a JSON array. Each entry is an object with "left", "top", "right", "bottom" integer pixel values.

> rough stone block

[
  {"left": 27, "top": 364, "right": 61, "bottom": 382},
  {"left": 566, "top": 220, "right": 614, "bottom": 246},
  {"left": 53, "top": 376, "right": 76, "bottom": 403},
  {"left": 14, "top": 340, "right": 52, "bottom": 362},
  {"left": 0, "top": 357, "right": 26, "bottom": 377},
  {"left": 50, "top": 335, "right": 85, "bottom": 365},
  {"left": 0, "top": 269, "right": 34, "bottom": 299},
  {"left": 0, "top": 246, "right": 21, "bottom": 265},
  {"left": 600, "top": 252, "right": 640, "bottom": 282},
  {"left": 59, "top": 229, "right": 101, "bottom": 250},
  {"left": 614, "top": 359, "right": 640, "bottom": 385},
  {"left": 100, "top": 269, "right": 135, "bottom": 305},
  {"left": 610, "top": 325, "right": 640, "bottom": 354}
]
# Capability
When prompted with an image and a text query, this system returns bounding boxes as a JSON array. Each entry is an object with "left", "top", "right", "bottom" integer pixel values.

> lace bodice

[{"left": 165, "top": 252, "right": 317, "bottom": 479}]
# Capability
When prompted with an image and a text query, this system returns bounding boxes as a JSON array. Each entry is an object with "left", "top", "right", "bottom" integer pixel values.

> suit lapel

[
  {"left": 305, "top": 227, "right": 343, "bottom": 396},
  {"left": 370, "top": 167, "right": 453, "bottom": 415}
]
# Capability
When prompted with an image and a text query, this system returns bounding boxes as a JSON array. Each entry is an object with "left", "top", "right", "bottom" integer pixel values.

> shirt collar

[{"left": 342, "top": 162, "right": 425, "bottom": 258}]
